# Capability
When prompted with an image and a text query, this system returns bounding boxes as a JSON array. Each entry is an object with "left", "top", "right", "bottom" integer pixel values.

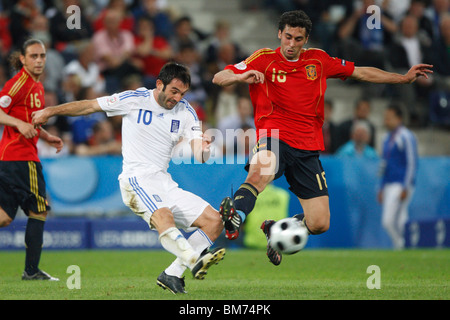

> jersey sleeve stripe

[
  {"left": 8, "top": 73, "right": 28, "bottom": 97},
  {"left": 180, "top": 99, "right": 198, "bottom": 121},
  {"left": 244, "top": 48, "right": 275, "bottom": 64},
  {"left": 119, "top": 90, "right": 150, "bottom": 101}
]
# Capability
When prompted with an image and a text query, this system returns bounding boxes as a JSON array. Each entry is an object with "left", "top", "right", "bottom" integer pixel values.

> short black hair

[
  {"left": 278, "top": 10, "right": 312, "bottom": 37},
  {"left": 387, "top": 104, "right": 404, "bottom": 119},
  {"left": 157, "top": 62, "right": 191, "bottom": 89}
]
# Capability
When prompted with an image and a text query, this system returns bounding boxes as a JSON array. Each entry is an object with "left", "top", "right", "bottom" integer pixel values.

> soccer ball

[{"left": 269, "top": 218, "right": 309, "bottom": 254}]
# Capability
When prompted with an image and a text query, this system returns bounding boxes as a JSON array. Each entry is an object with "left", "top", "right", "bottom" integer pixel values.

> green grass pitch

[{"left": 0, "top": 249, "right": 448, "bottom": 300}]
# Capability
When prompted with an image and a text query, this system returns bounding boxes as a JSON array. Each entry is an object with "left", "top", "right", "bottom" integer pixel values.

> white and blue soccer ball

[{"left": 269, "top": 218, "right": 309, "bottom": 254}]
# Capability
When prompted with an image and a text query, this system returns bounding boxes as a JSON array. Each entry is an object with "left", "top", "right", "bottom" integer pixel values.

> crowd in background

[{"left": 0, "top": 0, "right": 449, "bottom": 159}]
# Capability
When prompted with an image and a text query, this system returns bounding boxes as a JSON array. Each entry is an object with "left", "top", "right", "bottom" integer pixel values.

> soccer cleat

[
  {"left": 219, "top": 197, "right": 241, "bottom": 240},
  {"left": 261, "top": 220, "right": 282, "bottom": 266},
  {"left": 191, "top": 247, "right": 226, "bottom": 280},
  {"left": 156, "top": 271, "right": 187, "bottom": 294},
  {"left": 22, "top": 269, "right": 59, "bottom": 281}
]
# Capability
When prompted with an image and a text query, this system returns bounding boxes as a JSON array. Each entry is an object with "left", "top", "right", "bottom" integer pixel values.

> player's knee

[
  {"left": 150, "top": 208, "right": 175, "bottom": 232},
  {"left": 245, "top": 171, "right": 271, "bottom": 193},
  {"left": 198, "top": 209, "right": 223, "bottom": 241},
  {"left": 307, "top": 213, "right": 329, "bottom": 235}
]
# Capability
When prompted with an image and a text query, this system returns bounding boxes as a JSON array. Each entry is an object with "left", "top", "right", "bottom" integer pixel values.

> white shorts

[{"left": 119, "top": 171, "right": 210, "bottom": 230}]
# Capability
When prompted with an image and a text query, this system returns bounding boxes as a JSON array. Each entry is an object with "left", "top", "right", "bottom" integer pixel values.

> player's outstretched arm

[
  {"left": 191, "top": 134, "right": 211, "bottom": 163},
  {"left": 32, "top": 99, "right": 102, "bottom": 127},
  {"left": 0, "top": 108, "right": 38, "bottom": 138},
  {"left": 350, "top": 64, "right": 433, "bottom": 84},
  {"left": 213, "top": 69, "right": 265, "bottom": 87}
]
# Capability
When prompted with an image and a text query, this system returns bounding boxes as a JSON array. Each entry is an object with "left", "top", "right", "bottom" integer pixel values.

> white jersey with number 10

[{"left": 97, "top": 88, "right": 202, "bottom": 178}]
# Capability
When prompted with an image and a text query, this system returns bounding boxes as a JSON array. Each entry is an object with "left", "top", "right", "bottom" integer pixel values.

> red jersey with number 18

[
  {"left": 0, "top": 68, "right": 45, "bottom": 161},
  {"left": 225, "top": 47, "right": 355, "bottom": 151}
]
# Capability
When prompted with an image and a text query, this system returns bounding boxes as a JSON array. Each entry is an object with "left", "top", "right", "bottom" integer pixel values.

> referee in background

[{"left": 378, "top": 104, "right": 418, "bottom": 249}]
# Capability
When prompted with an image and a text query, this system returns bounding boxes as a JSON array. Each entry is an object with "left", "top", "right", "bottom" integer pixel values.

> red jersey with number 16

[
  {"left": 0, "top": 68, "right": 45, "bottom": 161},
  {"left": 225, "top": 47, "right": 355, "bottom": 151}
]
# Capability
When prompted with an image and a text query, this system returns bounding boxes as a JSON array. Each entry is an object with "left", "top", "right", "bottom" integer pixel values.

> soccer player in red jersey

[
  {"left": 0, "top": 39, "right": 63, "bottom": 280},
  {"left": 213, "top": 10, "right": 432, "bottom": 265}
]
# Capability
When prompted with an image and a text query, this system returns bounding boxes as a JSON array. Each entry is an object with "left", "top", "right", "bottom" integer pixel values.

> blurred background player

[
  {"left": 378, "top": 104, "right": 418, "bottom": 249},
  {"left": 0, "top": 39, "right": 63, "bottom": 280},
  {"left": 213, "top": 10, "right": 432, "bottom": 265},
  {"left": 32, "top": 62, "right": 225, "bottom": 294}
]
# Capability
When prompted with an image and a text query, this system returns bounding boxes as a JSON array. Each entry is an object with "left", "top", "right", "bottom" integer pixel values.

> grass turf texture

[{"left": 0, "top": 249, "right": 448, "bottom": 300}]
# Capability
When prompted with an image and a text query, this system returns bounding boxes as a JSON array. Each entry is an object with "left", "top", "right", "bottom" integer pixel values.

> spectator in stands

[
  {"left": 337, "top": 0, "right": 397, "bottom": 70},
  {"left": 45, "top": 0, "right": 93, "bottom": 59},
  {"left": 67, "top": 87, "right": 108, "bottom": 146},
  {"left": 92, "top": 0, "right": 135, "bottom": 32},
  {"left": 30, "top": 14, "right": 65, "bottom": 95},
  {"left": 204, "top": 19, "right": 245, "bottom": 64},
  {"left": 0, "top": 11, "right": 12, "bottom": 59},
  {"left": 337, "top": 99, "right": 376, "bottom": 150},
  {"left": 92, "top": 8, "right": 141, "bottom": 94},
  {"left": 382, "top": 0, "right": 412, "bottom": 23},
  {"left": 37, "top": 90, "right": 73, "bottom": 157},
  {"left": 9, "top": 0, "right": 40, "bottom": 50},
  {"left": 63, "top": 41, "right": 106, "bottom": 95},
  {"left": 425, "top": 0, "right": 450, "bottom": 41},
  {"left": 407, "top": 0, "right": 434, "bottom": 41},
  {"left": 175, "top": 42, "right": 208, "bottom": 107},
  {"left": 132, "top": 15, "right": 174, "bottom": 89},
  {"left": 132, "top": 0, "right": 174, "bottom": 40},
  {"left": 321, "top": 99, "right": 339, "bottom": 154},
  {"left": 74, "top": 119, "right": 122, "bottom": 156},
  {"left": 217, "top": 96, "right": 255, "bottom": 137},
  {"left": 389, "top": 14, "right": 434, "bottom": 125},
  {"left": 431, "top": 13, "right": 450, "bottom": 80},
  {"left": 170, "top": 16, "right": 207, "bottom": 54},
  {"left": 336, "top": 120, "right": 378, "bottom": 158}
]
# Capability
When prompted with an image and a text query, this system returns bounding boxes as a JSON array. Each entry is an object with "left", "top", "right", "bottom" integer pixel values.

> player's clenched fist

[{"left": 31, "top": 109, "right": 50, "bottom": 127}]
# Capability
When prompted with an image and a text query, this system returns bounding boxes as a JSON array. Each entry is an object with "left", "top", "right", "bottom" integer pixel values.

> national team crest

[
  {"left": 171, "top": 120, "right": 180, "bottom": 133},
  {"left": 305, "top": 65, "right": 317, "bottom": 80}
]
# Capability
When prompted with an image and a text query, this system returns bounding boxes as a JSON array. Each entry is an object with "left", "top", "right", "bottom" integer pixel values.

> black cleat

[
  {"left": 219, "top": 197, "right": 241, "bottom": 240},
  {"left": 191, "top": 247, "right": 226, "bottom": 280},
  {"left": 261, "top": 220, "right": 282, "bottom": 266},
  {"left": 22, "top": 269, "right": 59, "bottom": 281},
  {"left": 157, "top": 271, "right": 187, "bottom": 294}
]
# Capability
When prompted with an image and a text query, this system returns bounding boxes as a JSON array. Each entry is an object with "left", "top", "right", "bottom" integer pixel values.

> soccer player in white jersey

[{"left": 32, "top": 63, "right": 225, "bottom": 294}]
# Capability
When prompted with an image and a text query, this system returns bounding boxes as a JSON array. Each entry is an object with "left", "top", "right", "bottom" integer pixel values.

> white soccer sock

[
  {"left": 164, "top": 229, "right": 213, "bottom": 277},
  {"left": 159, "top": 227, "right": 199, "bottom": 269}
]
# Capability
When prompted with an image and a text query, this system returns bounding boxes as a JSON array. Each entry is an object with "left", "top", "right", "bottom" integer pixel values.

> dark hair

[
  {"left": 278, "top": 10, "right": 312, "bottom": 37},
  {"left": 9, "top": 38, "right": 45, "bottom": 71},
  {"left": 387, "top": 104, "right": 404, "bottom": 119},
  {"left": 157, "top": 62, "right": 191, "bottom": 89}
]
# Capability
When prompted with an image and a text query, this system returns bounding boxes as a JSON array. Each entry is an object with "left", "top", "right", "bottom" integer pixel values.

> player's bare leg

[
  {"left": 298, "top": 196, "right": 330, "bottom": 235},
  {"left": 154, "top": 207, "right": 225, "bottom": 293},
  {"left": 151, "top": 208, "right": 199, "bottom": 268}
]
